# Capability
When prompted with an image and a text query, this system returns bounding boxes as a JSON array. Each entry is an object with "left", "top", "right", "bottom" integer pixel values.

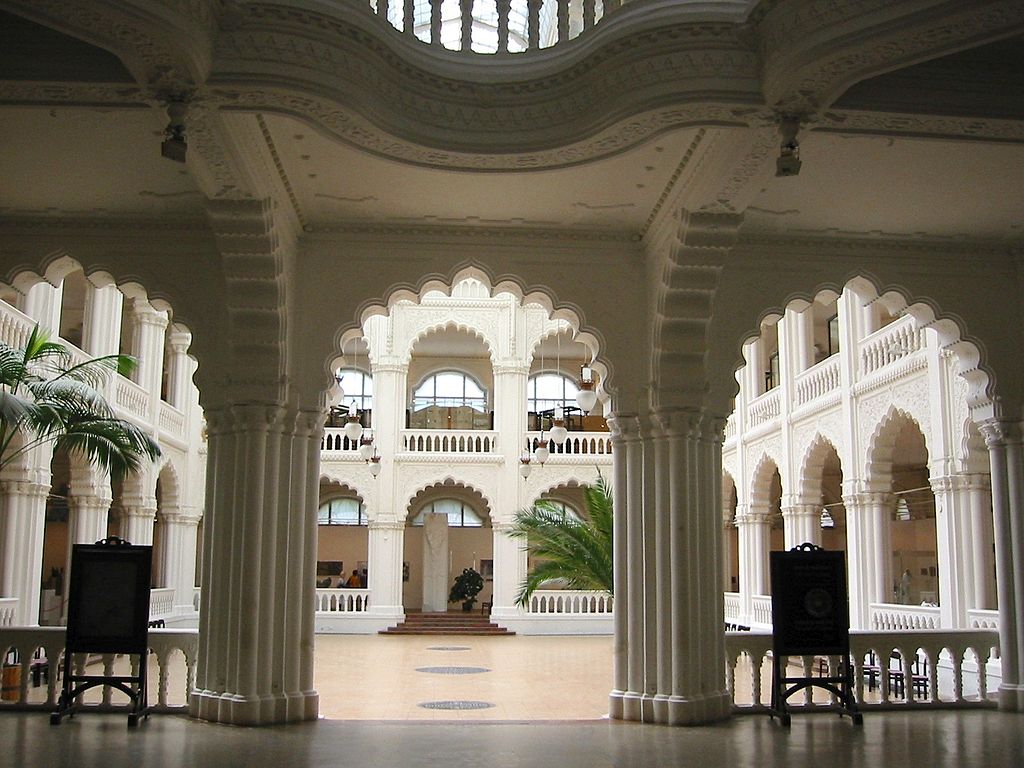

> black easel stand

[
  {"left": 768, "top": 542, "right": 863, "bottom": 727},
  {"left": 50, "top": 536, "right": 152, "bottom": 727}
]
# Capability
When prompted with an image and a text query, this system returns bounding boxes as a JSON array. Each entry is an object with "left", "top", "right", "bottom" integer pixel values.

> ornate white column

[
  {"left": 65, "top": 467, "right": 113, "bottom": 619},
  {"left": 781, "top": 501, "right": 822, "bottom": 550},
  {"left": 736, "top": 505, "right": 770, "bottom": 597},
  {"left": 0, "top": 445, "right": 52, "bottom": 625},
  {"left": 980, "top": 419, "right": 1024, "bottom": 712},
  {"left": 23, "top": 279, "right": 63, "bottom": 334},
  {"left": 119, "top": 468, "right": 158, "bottom": 546},
  {"left": 607, "top": 414, "right": 632, "bottom": 721},
  {"left": 651, "top": 413, "right": 672, "bottom": 724},
  {"left": 843, "top": 490, "right": 893, "bottom": 629},
  {"left": 82, "top": 276, "right": 123, "bottom": 357},
  {"left": 165, "top": 328, "right": 194, "bottom": 410},
  {"left": 158, "top": 507, "right": 202, "bottom": 614},
  {"left": 490, "top": 362, "right": 530, "bottom": 621},
  {"left": 665, "top": 411, "right": 729, "bottom": 725},
  {"left": 367, "top": 520, "right": 405, "bottom": 618},
  {"left": 623, "top": 414, "right": 645, "bottom": 721},
  {"left": 930, "top": 474, "right": 975, "bottom": 627},
  {"left": 191, "top": 404, "right": 323, "bottom": 725},
  {"left": 964, "top": 474, "right": 996, "bottom": 610},
  {"left": 130, "top": 301, "right": 169, "bottom": 430},
  {"left": 490, "top": 522, "right": 525, "bottom": 617}
]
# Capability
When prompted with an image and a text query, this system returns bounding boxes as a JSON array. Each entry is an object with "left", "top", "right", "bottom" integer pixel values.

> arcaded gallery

[{"left": 1, "top": 0, "right": 1023, "bottom": 765}]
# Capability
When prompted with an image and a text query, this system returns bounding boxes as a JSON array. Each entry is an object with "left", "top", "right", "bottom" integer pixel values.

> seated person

[{"left": 346, "top": 569, "right": 362, "bottom": 588}]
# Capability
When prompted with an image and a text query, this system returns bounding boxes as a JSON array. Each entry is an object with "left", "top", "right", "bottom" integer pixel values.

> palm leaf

[{"left": 509, "top": 475, "right": 614, "bottom": 606}]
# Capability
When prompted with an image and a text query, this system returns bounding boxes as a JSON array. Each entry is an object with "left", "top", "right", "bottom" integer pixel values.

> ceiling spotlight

[
  {"left": 161, "top": 99, "right": 188, "bottom": 163},
  {"left": 776, "top": 115, "right": 801, "bottom": 177}
]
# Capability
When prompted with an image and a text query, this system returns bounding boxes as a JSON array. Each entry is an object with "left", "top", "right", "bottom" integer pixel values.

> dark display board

[
  {"left": 770, "top": 546, "right": 849, "bottom": 656},
  {"left": 66, "top": 542, "right": 153, "bottom": 655}
]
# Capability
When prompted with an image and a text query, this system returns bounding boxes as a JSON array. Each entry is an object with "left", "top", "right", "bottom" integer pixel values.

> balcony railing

[
  {"left": 401, "top": 429, "right": 499, "bottom": 454},
  {"left": 966, "top": 609, "right": 999, "bottom": 631},
  {"left": 315, "top": 588, "right": 371, "bottom": 613},
  {"left": 321, "top": 427, "right": 361, "bottom": 454},
  {"left": 371, "top": 0, "right": 618, "bottom": 55},
  {"left": 0, "top": 598, "right": 18, "bottom": 627},
  {"left": 158, "top": 402, "right": 186, "bottom": 440},
  {"left": 0, "top": 625, "right": 196, "bottom": 713},
  {"left": 525, "top": 431, "right": 612, "bottom": 457},
  {"left": 794, "top": 354, "right": 840, "bottom": 408},
  {"left": 859, "top": 315, "right": 923, "bottom": 378},
  {"left": 746, "top": 388, "right": 781, "bottom": 429},
  {"left": 870, "top": 602, "right": 941, "bottom": 631},
  {"left": 726, "top": 628, "right": 998, "bottom": 712},
  {"left": 149, "top": 588, "right": 176, "bottom": 619},
  {"left": 523, "top": 589, "right": 612, "bottom": 615},
  {"left": 115, "top": 376, "right": 150, "bottom": 421}
]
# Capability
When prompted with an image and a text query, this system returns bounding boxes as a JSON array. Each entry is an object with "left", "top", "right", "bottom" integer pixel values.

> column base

[
  {"left": 608, "top": 689, "right": 626, "bottom": 720},
  {"left": 622, "top": 691, "right": 644, "bottom": 721},
  {"left": 651, "top": 694, "right": 672, "bottom": 724},
  {"left": 999, "top": 683, "right": 1024, "bottom": 712},
  {"left": 666, "top": 691, "right": 732, "bottom": 726},
  {"left": 190, "top": 688, "right": 319, "bottom": 725}
]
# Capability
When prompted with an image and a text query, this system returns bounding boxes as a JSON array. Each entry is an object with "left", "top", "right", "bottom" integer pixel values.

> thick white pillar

[
  {"left": 65, "top": 470, "right": 113, "bottom": 619},
  {"left": 82, "top": 277, "right": 123, "bottom": 357},
  {"left": 119, "top": 469, "right": 158, "bottom": 546},
  {"left": 191, "top": 404, "right": 322, "bottom": 725},
  {"left": 623, "top": 415, "right": 645, "bottom": 721},
  {"left": 608, "top": 414, "right": 632, "bottom": 721},
  {"left": 490, "top": 522, "right": 525, "bottom": 616},
  {"left": 981, "top": 419, "right": 1024, "bottom": 712},
  {"left": 736, "top": 505, "right": 770, "bottom": 597},
  {"left": 0, "top": 452, "right": 51, "bottom": 625},
  {"left": 782, "top": 502, "right": 821, "bottom": 550},
  {"left": 665, "top": 412, "right": 729, "bottom": 725},
  {"left": 166, "top": 328, "right": 193, "bottom": 409},
  {"left": 964, "top": 475, "right": 996, "bottom": 610},
  {"left": 23, "top": 280, "right": 63, "bottom": 335},
  {"left": 843, "top": 491, "right": 893, "bottom": 629},
  {"left": 159, "top": 509, "right": 201, "bottom": 613},
  {"left": 651, "top": 415, "right": 672, "bottom": 723},
  {"left": 367, "top": 521, "right": 404, "bottom": 618},
  {"left": 931, "top": 474, "right": 973, "bottom": 627}
]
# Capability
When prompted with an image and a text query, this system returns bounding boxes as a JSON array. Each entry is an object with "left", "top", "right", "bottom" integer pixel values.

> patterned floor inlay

[
  {"left": 415, "top": 666, "right": 491, "bottom": 675},
  {"left": 418, "top": 700, "right": 496, "bottom": 710},
  {"left": 425, "top": 646, "right": 471, "bottom": 651}
]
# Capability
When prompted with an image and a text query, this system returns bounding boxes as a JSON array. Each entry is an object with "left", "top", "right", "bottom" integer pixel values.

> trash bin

[{"left": 1, "top": 664, "right": 21, "bottom": 701}]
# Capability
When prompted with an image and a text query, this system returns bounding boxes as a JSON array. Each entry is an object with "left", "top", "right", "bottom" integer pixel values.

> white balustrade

[
  {"left": 158, "top": 402, "right": 186, "bottom": 439},
  {"left": 870, "top": 602, "right": 941, "bottom": 631},
  {"left": 524, "top": 590, "right": 612, "bottom": 615},
  {"left": 524, "top": 431, "right": 612, "bottom": 458},
  {"left": 115, "top": 376, "right": 150, "bottom": 420},
  {"left": 321, "top": 427, "right": 361, "bottom": 455},
  {"left": 0, "top": 300, "right": 34, "bottom": 349},
  {"left": 149, "top": 588, "right": 175, "bottom": 619},
  {"left": 724, "top": 415, "right": 737, "bottom": 441},
  {"left": 0, "top": 598, "right": 19, "bottom": 627},
  {"left": 402, "top": 429, "right": 499, "bottom": 454},
  {"left": 794, "top": 355, "right": 841, "bottom": 407},
  {"left": 746, "top": 388, "right": 781, "bottom": 428},
  {"left": 724, "top": 592, "right": 741, "bottom": 623},
  {"left": 966, "top": 609, "right": 999, "bottom": 631},
  {"left": 751, "top": 594, "right": 773, "bottom": 628},
  {"left": 859, "top": 315, "right": 922, "bottom": 377},
  {"left": 315, "top": 588, "right": 370, "bottom": 613},
  {"left": 0, "top": 625, "right": 197, "bottom": 713},
  {"left": 726, "top": 628, "right": 999, "bottom": 712},
  {"left": 370, "top": 0, "right": 614, "bottom": 55}
]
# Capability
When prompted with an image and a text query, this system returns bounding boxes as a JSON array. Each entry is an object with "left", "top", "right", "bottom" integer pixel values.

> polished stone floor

[{"left": 3, "top": 709, "right": 1024, "bottom": 768}]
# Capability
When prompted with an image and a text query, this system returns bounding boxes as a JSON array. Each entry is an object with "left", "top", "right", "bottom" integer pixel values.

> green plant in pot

[{"left": 448, "top": 567, "right": 484, "bottom": 612}]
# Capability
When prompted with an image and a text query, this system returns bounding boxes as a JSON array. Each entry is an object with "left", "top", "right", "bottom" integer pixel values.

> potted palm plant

[{"left": 448, "top": 567, "right": 484, "bottom": 612}]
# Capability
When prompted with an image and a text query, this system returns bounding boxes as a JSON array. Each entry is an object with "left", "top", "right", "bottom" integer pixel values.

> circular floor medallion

[
  {"left": 416, "top": 666, "right": 491, "bottom": 675},
  {"left": 418, "top": 700, "right": 495, "bottom": 710}
]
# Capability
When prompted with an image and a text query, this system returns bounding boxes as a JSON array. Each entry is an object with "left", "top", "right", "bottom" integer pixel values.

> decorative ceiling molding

[
  {"left": 756, "top": 0, "right": 1024, "bottom": 112},
  {"left": 814, "top": 109, "right": 1024, "bottom": 144}
]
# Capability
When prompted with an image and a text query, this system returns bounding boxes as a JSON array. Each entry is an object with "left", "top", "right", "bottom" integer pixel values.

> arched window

[
  {"left": 337, "top": 368, "right": 373, "bottom": 412},
  {"left": 412, "top": 371, "right": 487, "bottom": 412},
  {"left": 528, "top": 373, "right": 579, "bottom": 413},
  {"left": 410, "top": 498, "right": 485, "bottom": 527},
  {"left": 318, "top": 497, "right": 366, "bottom": 525}
]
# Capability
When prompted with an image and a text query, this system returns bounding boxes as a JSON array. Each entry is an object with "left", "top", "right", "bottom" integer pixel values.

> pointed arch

[
  {"left": 864, "top": 406, "right": 929, "bottom": 492},
  {"left": 797, "top": 434, "right": 843, "bottom": 503},
  {"left": 404, "top": 477, "right": 492, "bottom": 523}
]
